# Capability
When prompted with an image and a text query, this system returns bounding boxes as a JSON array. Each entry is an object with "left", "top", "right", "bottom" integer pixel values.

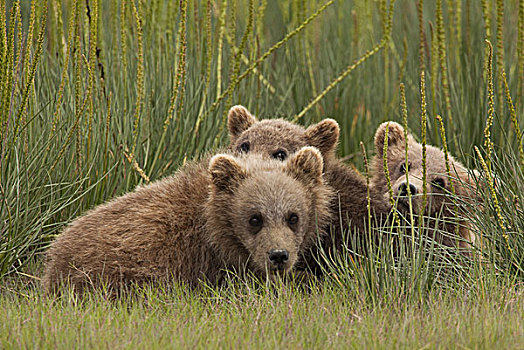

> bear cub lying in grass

[
  {"left": 43, "top": 147, "right": 333, "bottom": 293},
  {"left": 227, "top": 105, "right": 392, "bottom": 274},
  {"left": 371, "top": 121, "right": 479, "bottom": 252}
]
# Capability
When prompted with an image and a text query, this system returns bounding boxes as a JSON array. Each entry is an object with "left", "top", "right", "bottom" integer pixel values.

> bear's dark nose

[
  {"left": 398, "top": 183, "right": 418, "bottom": 196},
  {"left": 269, "top": 249, "right": 289, "bottom": 266}
]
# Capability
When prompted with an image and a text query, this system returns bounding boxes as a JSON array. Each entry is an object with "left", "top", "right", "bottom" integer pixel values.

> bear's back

[{"left": 43, "top": 158, "right": 220, "bottom": 292}]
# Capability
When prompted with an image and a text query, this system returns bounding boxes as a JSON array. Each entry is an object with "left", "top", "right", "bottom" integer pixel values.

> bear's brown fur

[
  {"left": 371, "top": 121, "right": 478, "bottom": 251},
  {"left": 228, "top": 105, "right": 340, "bottom": 162},
  {"left": 43, "top": 147, "right": 333, "bottom": 293},
  {"left": 227, "top": 105, "right": 392, "bottom": 273}
]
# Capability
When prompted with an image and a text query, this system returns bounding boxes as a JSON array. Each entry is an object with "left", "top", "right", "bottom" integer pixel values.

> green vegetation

[
  {"left": 1, "top": 0, "right": 523, "bottom": 348},
  {"left": 1, "top": 277, "right": 523, "bottom": 348}
]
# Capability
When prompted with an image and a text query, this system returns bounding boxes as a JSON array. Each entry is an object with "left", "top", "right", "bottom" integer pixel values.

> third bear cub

[{"left": 371, "top": 121, "right": 479, "bottom": 250}]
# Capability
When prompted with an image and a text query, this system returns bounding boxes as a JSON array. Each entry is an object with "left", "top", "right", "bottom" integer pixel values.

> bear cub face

[
  {"left": 206, "top": 146, "right": 333, "bottom": 277},
  {"left": 227, "top": 105, "right": 340, "bottom": 162},
  {"left": 372, "top": 121, "right": 477, "bottom": 217}
]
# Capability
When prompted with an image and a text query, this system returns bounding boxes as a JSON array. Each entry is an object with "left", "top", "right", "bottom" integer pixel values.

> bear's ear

[
  {"left": 305, "top": 118, "right": 340, "bottom": 156},
  {"left": 285, "top": 146, "right": 324, "bottom": 186},
  {"left": 374, "top": 121, "right": 405, "bottom": 155},
  {"left": 209, "top": 154, "right": 247, "bottom": 192},
  {"left": 227, "top": 105, "right": 257, "bottom": 140}
]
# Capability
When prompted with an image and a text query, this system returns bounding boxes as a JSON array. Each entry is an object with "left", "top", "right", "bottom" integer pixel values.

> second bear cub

[
  {"left": 227, "top": 105, "right": 392, "bottom": 274},
  {"left": 43, "top": 147, "right": 333, "bottom": 293},
  {"left": 371, "top": 121, "right": 478, "bottom": 250}
]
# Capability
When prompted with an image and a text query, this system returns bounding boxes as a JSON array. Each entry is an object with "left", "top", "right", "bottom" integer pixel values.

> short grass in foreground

[{"left": 1, "top": 275, "right": 522, "bottom": 349}]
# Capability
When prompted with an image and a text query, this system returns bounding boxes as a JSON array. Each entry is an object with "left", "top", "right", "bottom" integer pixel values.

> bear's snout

[
  {"left": 392, "top": 176, "right": 428, "bottom": 214},
  {"left": 268, "top": 249, "right": 289, "bottom": 270},
  {"left": 398, "top": 182, "right": 418, "bottom": 196}
]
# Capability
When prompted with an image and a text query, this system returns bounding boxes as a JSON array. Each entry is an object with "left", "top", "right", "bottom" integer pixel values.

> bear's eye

[
  {"left": 272, "top": 149, "right": 287, "bottom": 161},
  {"left": 239, "top": 141, "right": 250, "bottom": 153},
  {"left": 431, "top": 177, "right": 446, "bottom": 189},
  {"left": 248, "top": 214, "right": 263, "bottom": 232},
  {"left": 287, "top": 213, "right": 299, "bottom": 226},
  {"left": 399, "top": 162, "right": 411, "bottom": 174}
]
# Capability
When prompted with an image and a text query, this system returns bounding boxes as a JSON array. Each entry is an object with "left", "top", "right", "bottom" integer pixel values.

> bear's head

[
  {"left": 227, "top": 105, "right": 340, "bottom": 162},
  {"left": 371, "top": 121, "right": 479, "bottom": 247},
  {"left": 205, "top": 146, "right": 333, "bottom": 277}
]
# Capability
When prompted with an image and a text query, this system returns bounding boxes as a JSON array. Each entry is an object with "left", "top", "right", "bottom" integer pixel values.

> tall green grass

[{"left": 0, "top": 0, "right": 523, "bottom": 303}]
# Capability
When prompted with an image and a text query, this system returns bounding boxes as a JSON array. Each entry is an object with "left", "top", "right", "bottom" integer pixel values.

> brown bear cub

[
  {"left": 371, "top": 121, "right": 478, "bottom": 251},
  {"left": 227, "top": 105, "right": 392, "bottom": 274},
  {"left": 43, "top": 147, "right": 333, "bottom": 293}
]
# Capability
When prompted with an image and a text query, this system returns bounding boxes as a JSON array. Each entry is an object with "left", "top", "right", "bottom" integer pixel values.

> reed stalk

[
  {"left": 400, "top": 83, "right": 415, "bottom": 239},
  {"left": 360, "top": 141, "right": 372, "bottom": 231},
  {"left": 13, "top": 2, "right": 22, "bottom": 134},
  {"left": 131, "top": 1, "right": 144, "bottom": 155},
  {"left": 173, "top": 0, "right": 188, "bottom": 131},
  {"left": 502, "top": 70, "right": 523, "bottom": 168},
  {"left": 429, "top": 22, "right": 438, "bottom": 128},
  {"left": 484, "top": 40, "right": 495, "bottom": 170},
  {"left": 216, "top": 0, "right": 227, "bottom": 98},
  {"left": 455, "top": 0, "right": 462, "bottom": 57},
  {"left": 435, "top": 113, "right": 461, "bottom": 237},
  {"left": 23, "top": 0, "right": 36, "bottom": 87},
  {"left": 420, "top": 71, "right": 428, "bottom": 214},
  {"left": 73, "top": 1, "right": 83, "bottom": 174},
  {"left": 397, "top": 39, "right": 408, "bottom": 86},
  {"left": 435, "top": 115, "right": 455, "bottom": 196},
  {"left": 351, "top": 10, "right": 358, "bottom": 59},
  {"left": 120, "top": 0, "right": 127, "bottom": 75},
  {"left": 124, "top": 146, "right": 150, "bottom": 184},
  {"left": 305, "top": 29, "right": 319, "bottom": 119},
  {"left": 495, "top": 0, "right": 504, "bottom": 118},
  {"left": 383, "top": 123, "right": 400, "bottom": 228},
  {"left": 103, "top": 92, "right": 112, "bottom": 173},
  {"left": 418, "top": 0, "right": 425, "bottom": 72},
  {"left": 474, "top": 146, "right": 509, "bottom": 252},
  {"left": 465, "top": 0, "right": 471, "bottom": 56},
  {"left": 481, "top": 0, "right": 491, "bottom": 82},
  {"left": 225, "top": 0, "right": 236, "bottom": 104},
  {"left": 0, "top": 3, "right": 6, "bottom": 122},
  {"left": 1, "top": 1, "right": 17, "bottom": 126},
  {"left": 257, "top": 0, "right": 267, "bottom": 42},
  {"left": 436, "top": 0, "right": 454, "bottom": 136},
  {"left": 86, "top": 0, "right": 99, "bottom": 160},
  {"left": 519, "top": 0, "right": 523, "bottom": 106},
  {"left": 482, "top": 0, "right": 492, "bottom": 41}
]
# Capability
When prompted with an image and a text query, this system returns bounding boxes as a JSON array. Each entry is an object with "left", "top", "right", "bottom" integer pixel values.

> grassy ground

[
  {"left": 1, "top": 0, "right": 524, "bottom": 348},
  {"left": 1, "top": 276, "right": 523, "bottom": 349}
]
